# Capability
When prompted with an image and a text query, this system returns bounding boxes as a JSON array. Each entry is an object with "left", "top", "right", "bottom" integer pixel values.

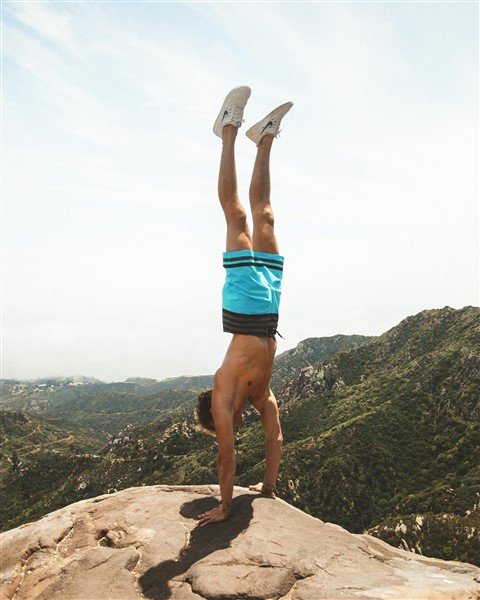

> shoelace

[
  {"left": 226, "top": 106, "right": 244, "bottom": 125},
  {"left": 263, "top": 120, "right": 282, "bottom": 139},
  {"left": 260, "top": 128, "right": 282, "bottom": 141}
]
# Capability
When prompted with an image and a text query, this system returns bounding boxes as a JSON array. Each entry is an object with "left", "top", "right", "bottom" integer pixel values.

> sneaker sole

[
  {"left": 245, "top": 101, "right": 293, "bottom": 143},
  {"left": 213, "top": 86, "right": 251, "bottom": 137}
]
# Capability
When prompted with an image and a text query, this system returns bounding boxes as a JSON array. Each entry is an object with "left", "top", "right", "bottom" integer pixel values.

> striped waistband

[
  {"left": 222, "top": 309, "right": 279, "bottom": 337},
  {"left": 223, "top": 254, "right": 284, "bottom": 272}
]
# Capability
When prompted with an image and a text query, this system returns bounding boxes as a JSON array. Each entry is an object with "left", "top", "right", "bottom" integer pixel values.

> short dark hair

[{"left": 194, "top": 388, "right": 216, "bottom": 436}]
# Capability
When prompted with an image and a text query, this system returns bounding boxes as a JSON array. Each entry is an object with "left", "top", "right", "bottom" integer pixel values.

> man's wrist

[
  {"left": 262, "top": 481, "right": 276, "bottom": 493},
  {"left": 221, "top": 501, "right": 232, "bottom": 514}
]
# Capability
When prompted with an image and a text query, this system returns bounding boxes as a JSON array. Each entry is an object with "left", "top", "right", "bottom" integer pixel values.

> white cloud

[{"left": 6, "top": 1, "right": 80, "bottom": 57}]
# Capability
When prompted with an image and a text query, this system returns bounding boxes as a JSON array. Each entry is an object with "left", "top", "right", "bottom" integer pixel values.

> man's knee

[
  {"left": 253, "top": 206, "right": 275, "bottom": 227},
  {"left": 227, "top": 206, "right": 248, "bottom": 229}
]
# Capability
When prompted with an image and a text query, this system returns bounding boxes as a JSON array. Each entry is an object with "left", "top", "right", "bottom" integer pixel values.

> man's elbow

[
  {"left": 266, "top": 433, "right": 283, "bottom": 445},
  {"left": 217, "top": 455, "right": 236, "bottom": 479},
  {"left": 217, "top": 451, "right": 236, "bottom": 466}
]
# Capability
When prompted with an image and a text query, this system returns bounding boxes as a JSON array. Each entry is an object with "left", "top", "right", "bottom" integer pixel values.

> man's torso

[{"left": 215, "top": 334, "right": 277, "bottom": 414}]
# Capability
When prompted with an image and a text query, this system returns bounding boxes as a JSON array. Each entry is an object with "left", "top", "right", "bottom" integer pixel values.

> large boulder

[{"left": 1, "top": 485, "right": 479, "bottom": 600}]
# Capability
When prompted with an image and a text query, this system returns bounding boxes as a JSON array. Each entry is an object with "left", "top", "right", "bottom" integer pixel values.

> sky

[{"left": 2, "top": 1, "right": 478, "bottom": 382}]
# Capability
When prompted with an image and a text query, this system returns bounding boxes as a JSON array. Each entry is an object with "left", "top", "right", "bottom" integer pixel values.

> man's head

[{"left": 194, "top": 388, "right": 216, "bottom": 436}]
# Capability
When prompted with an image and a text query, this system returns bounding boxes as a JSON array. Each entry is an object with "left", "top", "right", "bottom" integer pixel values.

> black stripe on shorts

[
  {"left": 222, "top": 308, "right": 279, "bottom": 337},
  {"left": 223, "top": 261, "right": 283, "bottom": 272},
  {"left": 223, "top": 255, "right": 284, "bottom": 265}
]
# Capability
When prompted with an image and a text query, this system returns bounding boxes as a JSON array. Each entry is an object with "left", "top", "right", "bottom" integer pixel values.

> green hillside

[
  {"left": 0, "top": 375, "right": 213, "bottom": 415},
  {"left": 269, "top": 306, "right": 480, "bottom": 564},
  {"left": 1, "top": 307, "right": 478, "bottom": 567},
  {"left": 0, "top": 408, "right": 207, "bottom": 531},
  {"left": 0, "top": 411, "right": 107, "bottom": 471},
  {"left": 46, "top": 388, "right": 199, "bottom": 433},
  {"left": 0, "top": 334, "right": 370, "bottom": 531},
  {"left": 271, "top": 334, "right": 374, "bottom": 394}
]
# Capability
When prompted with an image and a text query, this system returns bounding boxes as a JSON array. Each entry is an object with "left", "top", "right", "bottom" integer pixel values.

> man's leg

[
  {"left": 219, "top": 125, "right": 252, "bottom": 251},
  {"left": 249, "top": 134, "right": 279, "bottom": 254}
]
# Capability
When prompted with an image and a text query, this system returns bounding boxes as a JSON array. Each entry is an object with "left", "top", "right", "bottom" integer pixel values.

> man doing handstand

[{"left": 195, "top": 86, "right": 293, "bottom": 526}]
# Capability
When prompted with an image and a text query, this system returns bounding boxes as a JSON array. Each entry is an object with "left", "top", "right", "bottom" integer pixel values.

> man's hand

[
  {"left": 196, "top": 506, "right": 231, "bottom": 527},
  {"left": 248, "top": 481, "right": 276, "bottom": 498}
]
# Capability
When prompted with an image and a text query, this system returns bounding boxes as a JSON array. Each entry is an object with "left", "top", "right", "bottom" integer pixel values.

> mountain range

[{"left": 1, "top": 305, "right": 478, "bottom": 567}]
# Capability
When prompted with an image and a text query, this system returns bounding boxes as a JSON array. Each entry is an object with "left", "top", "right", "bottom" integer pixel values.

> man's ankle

[
  {"left": 222, "top": 124, "right": 238, "bottom": 140},
  {"left": 258, "top": 133, "right": 274, "bottom": 148},
  {"left": 262, "top": 481, "right": 275, "bottom": 491}
]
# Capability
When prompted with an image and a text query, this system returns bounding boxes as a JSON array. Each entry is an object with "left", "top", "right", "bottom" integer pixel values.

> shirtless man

[{"left": 194, "top": 86, "right": 293, "bottom": 527}]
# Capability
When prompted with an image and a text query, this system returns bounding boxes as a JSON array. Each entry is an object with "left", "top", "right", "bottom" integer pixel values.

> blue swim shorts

[{"left": 222, "top": 249, "right": 284, "bottom": 338}]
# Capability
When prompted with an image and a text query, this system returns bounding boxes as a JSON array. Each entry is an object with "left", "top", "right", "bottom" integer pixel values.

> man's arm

[
  {"left": 211, "top": 393, "right": 236, "bottom": 516},
  {"left": 259, "top": 391, "right": 283, "bottom": 493}
]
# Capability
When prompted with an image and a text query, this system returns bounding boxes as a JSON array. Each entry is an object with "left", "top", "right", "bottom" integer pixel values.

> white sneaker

[
  {"left": 245, "top": 101, "right": 293, "bottom": 146},
  {"left": 213, "top": 86, "right": 252, "bottom": 138}
]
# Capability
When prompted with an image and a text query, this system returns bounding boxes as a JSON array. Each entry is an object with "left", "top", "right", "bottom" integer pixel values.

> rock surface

[{"left": 1, "top": 485, "right": 479, "bottom": 600}]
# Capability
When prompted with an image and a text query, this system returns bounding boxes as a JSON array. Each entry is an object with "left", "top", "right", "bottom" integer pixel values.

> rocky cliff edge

[{"left": 1, "top": 485, "right": 479, "bottom": 600}]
